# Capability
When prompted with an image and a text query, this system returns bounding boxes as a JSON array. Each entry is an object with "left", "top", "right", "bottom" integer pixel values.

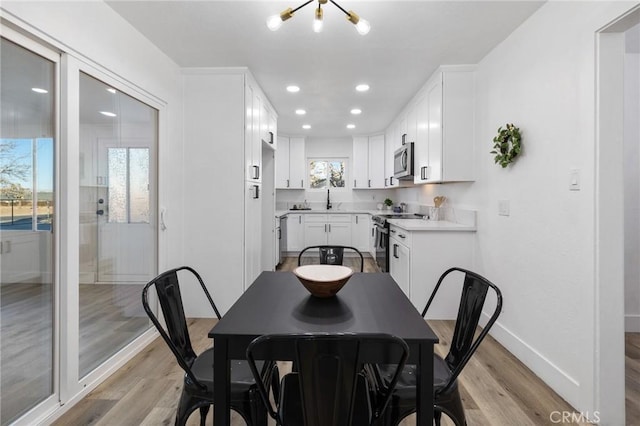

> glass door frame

[
  {"left": 0, "top": 23, "right": 61, "bottom": 425},
  {"left": 60, "top": 55, "right": 162, "bottom": 406}
]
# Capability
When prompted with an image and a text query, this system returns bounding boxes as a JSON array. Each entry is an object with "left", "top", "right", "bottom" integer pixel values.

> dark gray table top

[{"left": 209, "top": 271, "right": 438, "bottom": 345}]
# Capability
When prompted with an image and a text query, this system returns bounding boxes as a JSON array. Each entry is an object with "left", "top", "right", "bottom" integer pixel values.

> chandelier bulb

[
  {"left": 313, "top": 6, "right": 323, "bottom": 33},
  {"left": 355, "top": 18, "right": 370, "bottom": 35},
  {"left": 266, "top": 15, "right": 283, "bottom": 31}
]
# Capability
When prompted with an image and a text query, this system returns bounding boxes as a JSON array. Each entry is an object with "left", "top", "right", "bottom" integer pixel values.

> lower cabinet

[
  {"left": 286, "top": 213, "right": 372, "bottom": 253},
  {"left": 303, "top": 214, "right": 352, "bottom": 247},
  {"left": 286, "top": 214, "right": 305, "bottom": 252},
  {"left": 389, "top": 234, "right": 410, "bottom": 298},
  {"left": 388, "top": 225, "right": 474, "bottom": 315},
  {"left": 351, "top": 214, "right": 370, "bottom": 252}
]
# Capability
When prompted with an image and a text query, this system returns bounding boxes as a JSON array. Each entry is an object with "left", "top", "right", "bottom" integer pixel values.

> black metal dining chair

[
  {"left": 246, "top": 333, "right": 409, "bottom": 426},
  {"left": 297, "top": 245, "right": 364, "bottom": 272},
  {"left": 368, "top": 267, "right": 503, "bottom": 426},
  {"left": 141, "top": 266, "right": 278, "bottom": 426}
]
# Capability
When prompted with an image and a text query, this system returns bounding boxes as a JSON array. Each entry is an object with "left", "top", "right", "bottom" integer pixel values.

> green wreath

[{"left": 491, "top": 123, "right": 521, "bottom": 168}]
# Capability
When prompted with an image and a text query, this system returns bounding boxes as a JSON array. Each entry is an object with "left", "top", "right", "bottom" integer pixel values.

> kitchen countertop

[
  {"left": 275, "top": 209, "right": 397, "bottom": 217},
  {"left": 387, "top": 218, "right": 476, "bottom": 232}
]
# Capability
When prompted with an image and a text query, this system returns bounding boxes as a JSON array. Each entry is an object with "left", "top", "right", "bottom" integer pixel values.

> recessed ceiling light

[
  {"left": 100, "top": 111, "right": 117, "bottom": 117},
  {"left": 350, "top": 108, "right": 362, "bottom": 115},
  {"left": 355, "top": 84, "right": 369, "bottom": 92},
  {"left": 106, "top": 88, "right": 116, "bottom": 94},
  {"left": 302, "top": 124, "right": 311, "bottom": 129},
  {"left": 347, "top": 124, "right": 356, "bottom": 129},
  {"left": 287, "top": 85, "right": 300, "bottom": 93},
  {"left": 31, "top": 87, "right": 48, "bottom": 94},
  {"left": 295, "top": 109, "right": 306, "bottom": 115}
]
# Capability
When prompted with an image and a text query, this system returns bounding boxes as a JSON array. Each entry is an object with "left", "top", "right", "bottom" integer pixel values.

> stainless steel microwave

[{"left": 394, "top": 142, "right": 414, "bottom": 180}]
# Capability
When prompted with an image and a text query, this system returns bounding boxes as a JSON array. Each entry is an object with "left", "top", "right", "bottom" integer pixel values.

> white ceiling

[{"left": 106, "top": 0, "right": 545, "bottom": 139}]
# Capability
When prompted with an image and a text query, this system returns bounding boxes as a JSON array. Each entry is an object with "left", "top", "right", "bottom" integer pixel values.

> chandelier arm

[
  {"left": 328, "top": 0, "right": 350, "bottom": 17},
  {"left": 291, "top": 0, "right": 316, "bottom": 14}
]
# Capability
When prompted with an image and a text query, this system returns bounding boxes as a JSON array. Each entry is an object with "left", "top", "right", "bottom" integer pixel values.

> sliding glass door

[
  {"left": 78, "top": 72, "right": 157, "bottom": 377},
  {"left": 0, "top": 37, "right": 57, "bottom": 425}
]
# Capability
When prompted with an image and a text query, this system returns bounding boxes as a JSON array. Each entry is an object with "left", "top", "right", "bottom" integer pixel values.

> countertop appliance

[
  {"left": 394, "top": 142, "right": 414, "bottom": 180},
  {"left": 372, "top": 213, "right": 425, "bottom": 272}
]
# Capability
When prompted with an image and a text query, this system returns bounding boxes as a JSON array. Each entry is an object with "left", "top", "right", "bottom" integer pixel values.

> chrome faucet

[{"left": 326, "top": 189, "right": 332, "bottom": 210}]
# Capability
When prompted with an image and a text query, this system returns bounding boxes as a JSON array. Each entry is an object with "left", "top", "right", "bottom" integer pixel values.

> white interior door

[{"left": 97, "top": 139, "right": 155, "bottom": 283}]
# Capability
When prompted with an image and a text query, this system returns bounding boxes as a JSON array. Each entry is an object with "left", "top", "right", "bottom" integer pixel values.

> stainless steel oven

[{"left": 372, "top": 213, "right": 426, "bottom": 272}]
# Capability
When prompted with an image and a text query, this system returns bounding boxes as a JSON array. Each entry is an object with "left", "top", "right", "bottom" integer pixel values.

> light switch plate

[
  {"left": 498, "top": 200, "right": 510, "bottom": 216},
  {"left": 569, "top": 169, "right": 580, "bottom": 191}
]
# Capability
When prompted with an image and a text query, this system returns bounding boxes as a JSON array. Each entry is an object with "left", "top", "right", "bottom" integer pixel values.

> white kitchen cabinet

[
  {"left": 245, "top": 83, "right": 261, "bottom": 182},
  {"left": 244, "top": 182, "right": 262, "bottom": 288},
  {"left": 351, "top": 214, "right": 370, "bottom": 252},
  {"left": 388, "top": 223, "right": 474, "bottom": 314},
  {"left": 414, "top": 66, "right": 475, "bottom": 183},
  {"left": 352, "top": 136, "right": 385, "bottom": 189},
  {"left": 286, "top": 213, "right": 305, "bottom": 252},
  {"left": 369, "top": 220, "right": 377, "bottom": 258},
  {"left": 267, "top": 107, "right": 277, "bottom": 149},
  {"left": 276, "top": 136, "right": 305, "bottom": 189},
  {"left": 303, "top": 214, "right": 352, "bottom": 248},
  {"left": 389, "top": 233, "right": 410, "bottom": 298}
]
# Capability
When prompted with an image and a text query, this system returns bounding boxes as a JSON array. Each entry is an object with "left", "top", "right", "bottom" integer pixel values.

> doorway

[{"left": 596, "top": 6, "right": 640, "bottom": 425}]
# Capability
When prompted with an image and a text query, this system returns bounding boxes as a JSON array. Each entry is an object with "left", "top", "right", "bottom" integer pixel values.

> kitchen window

[{"left": 308, "top": 158, "right": 346, "bottom": 189}]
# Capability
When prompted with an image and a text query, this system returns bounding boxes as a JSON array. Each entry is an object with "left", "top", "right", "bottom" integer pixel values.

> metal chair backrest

[
  {"left": 422, "top": 267, "right": 503, "bottom": 395},
  {"left": 247, "top": 333, "right": 409, "bottom": 426},
  {"left": 141, "top": 266, "right": 221, "bottom": 389},
  {"left": 298, "top": 245, "right": 364, "bottom": 272}
]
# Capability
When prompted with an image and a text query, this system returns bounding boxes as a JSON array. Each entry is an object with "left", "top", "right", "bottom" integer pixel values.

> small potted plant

[{"left": 384, "top": 198, "right": 393, "bottom": 210}]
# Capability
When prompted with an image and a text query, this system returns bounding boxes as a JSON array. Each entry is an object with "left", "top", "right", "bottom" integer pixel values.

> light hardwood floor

[{"left": 50, "top": 257, "right": 640, "bottom": 425}]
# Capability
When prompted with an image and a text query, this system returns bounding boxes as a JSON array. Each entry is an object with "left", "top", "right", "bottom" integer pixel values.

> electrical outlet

[{"left": 498, "top": 200, "right": 510, "bottom": 216}]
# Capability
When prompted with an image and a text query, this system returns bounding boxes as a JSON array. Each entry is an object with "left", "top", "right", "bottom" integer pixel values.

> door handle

[
  {"left": 368, "top": 179, "right": 371, "bottom": 188},
  {"left": 287, "top": 179, "right": 290, "bottom": 188},
  {"left": 421, "top": 166, "right": 428, "bottom": 180},
  {"left": 96, "top": 209, "right": 104, "bottom": 216},
  {"left": 393, "top": 244, "right": 399, "bottom": 258},
  {"left": 253, "top": 185, "right": 260, "bottom": 199},
  {"left": 252, "top": 165, "right": 260, "bottom": 180}
]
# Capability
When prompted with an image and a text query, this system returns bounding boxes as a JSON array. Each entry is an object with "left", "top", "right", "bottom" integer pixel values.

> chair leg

[
  {"left": 199, "top": 405, "right": 210, "bottom": 426},
  {"left": 436, "top": 386, "right": 467, "bottom": 426},
  {"left": 434, "top": 409, "right": 442, "bottom": 426},
  {"left": 175, "top": 389, "right": 199, "bottom": 426}
]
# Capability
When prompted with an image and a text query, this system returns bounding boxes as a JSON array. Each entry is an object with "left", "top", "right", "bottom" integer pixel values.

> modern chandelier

[{"left": 266, "top": 0, "right": 370, "bottom": 35}]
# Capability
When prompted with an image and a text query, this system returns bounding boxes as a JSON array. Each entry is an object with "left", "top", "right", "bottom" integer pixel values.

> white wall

[
  {"left": 276, "top": 136, "right": 394, "bottom": 209},
  {"left": 396, "top": 1, "right": 637, "bottom": 419},
  {"left": 624, "top": 23, "right": 640, "bottom": 332}
]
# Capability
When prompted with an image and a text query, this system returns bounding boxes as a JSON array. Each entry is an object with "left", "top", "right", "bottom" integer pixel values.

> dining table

[{"left": 208, "top": 270, "right": 438, "bottom": 425}]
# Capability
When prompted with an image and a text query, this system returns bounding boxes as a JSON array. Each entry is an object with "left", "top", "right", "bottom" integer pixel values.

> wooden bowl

[{"left": 293, "top": 265, "right": 354, "bottom": 298}]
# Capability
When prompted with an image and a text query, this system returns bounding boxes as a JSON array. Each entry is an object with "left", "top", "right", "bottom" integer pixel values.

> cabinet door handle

[
  {"left": 385, "top": 178, "right": 388, "bottom": 187},
  {"left": 287, "top": 179, "right": 290, "bottom": 188},
  {"left": 356, "top": 216, "right": 359, "bottom": 224},
  {"left": 301, "top": 179, "right": 304, "bottom": 187},
  {"left": 324, "top": 224, "right": 327, "bottom": 233},
  {"left": 368, "top": 179, "right": 371, "bottom": 188},
  {"left": 252, "top": 165, "right": 260, "bottom": 180},
  {"left": 371, "top": 227, "right": 374, "bottom": 237},
  {"left": 390, "top": 229, "right": 396, "bottom": 234},
  {"left": 421, "top": 166, "right": 428, "bottom": 180},
  {"left": 269, "top": 131, "right": 274, "bottom": 144},
  {"left": 329, "top": 224, "right": 331, "bottom": 232},
  {"left": 390, "top": 176, "right": 395, "bottom": 186},
  {"left": 354, "top": 179, "right": 357, "bottom": 188},
  {"left": 393, "top": 244, "right": 399, "bottom": 258},
  {"left": 253, "top": 185, "right": 260, "bottom": 199},
  {"left": 399, "top": 234, "right": 406, "bottom": 239},
  {"left": 299, "top": 216, "right": 301, "bottom": 224}
]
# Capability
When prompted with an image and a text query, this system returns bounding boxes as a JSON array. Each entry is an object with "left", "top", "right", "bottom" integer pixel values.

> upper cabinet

[
  {"left": 261, "top": 101, "right": 277, "bottom": 149},
  {"left": 276, "top": 136, "right": 305, "bottom": 189},
  {"left": 352, "top": 134, "right": 385, "bottom": 189},
  {"left": 413, "top": 66, "right": 476, "bottom": 184}
]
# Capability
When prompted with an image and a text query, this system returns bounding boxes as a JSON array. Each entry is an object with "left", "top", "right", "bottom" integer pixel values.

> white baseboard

[
  {"left": 484, "top": 314, "right": 581, "bottom": 410},
  {"left": 625, "top": 314, "right": 640, "bottom": 332}
]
